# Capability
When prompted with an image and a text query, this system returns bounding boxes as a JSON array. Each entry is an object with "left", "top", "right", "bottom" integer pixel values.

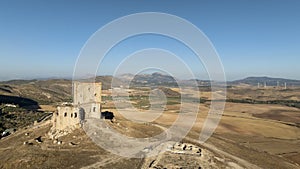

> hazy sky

[{"left": 0, "top": 0, "right": 300, "bottom": 81}]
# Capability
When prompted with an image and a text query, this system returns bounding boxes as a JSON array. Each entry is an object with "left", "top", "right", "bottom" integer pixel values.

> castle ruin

[{"left": 50, "top": 82, "right": 102, "bottom": 136}]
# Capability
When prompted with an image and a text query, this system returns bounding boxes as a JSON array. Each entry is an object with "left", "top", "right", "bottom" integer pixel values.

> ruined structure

[
  {"left": 50, "top": 82, "right": 102, "bottom": 137},
  {"left": 51, "top": 105, "right": 81, "bottom": 131},
  {"left": 73, "top": 82, "right": 101, "bottom": 119},
  {"left": 168, "top": 142, "right": 202, "bottom": 156}
]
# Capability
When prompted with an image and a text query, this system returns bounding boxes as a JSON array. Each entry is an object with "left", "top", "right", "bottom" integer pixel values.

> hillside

[
  {"left": 0, "top": 79, "right": 72, "bottom": 105},
  {"left": 1, "top": 75, "right": 300, "bottom": 107},
  {"left": 0, "top": 76, "right": 120, "bottom": 105},
  {"left": 231, "top": 76, "right": 300, "bottom": 86},
  {"left": 118, "top": 72, "right": 178, "bottom": 87}
]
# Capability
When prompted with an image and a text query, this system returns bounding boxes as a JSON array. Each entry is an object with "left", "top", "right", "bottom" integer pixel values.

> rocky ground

[
  {"left": 1, "top": 84, "right": 300, "bottom": 168},
  {"left": 1, "top": 112, "right": 299, "bottom": 169}
]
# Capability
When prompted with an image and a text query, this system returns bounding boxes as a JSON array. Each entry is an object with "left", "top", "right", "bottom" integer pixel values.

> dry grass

[{"left": 1, "top": 86, "right": 300, "bottom": 168}]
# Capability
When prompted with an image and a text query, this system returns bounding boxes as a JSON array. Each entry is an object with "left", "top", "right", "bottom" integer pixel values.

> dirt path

[
  {"left": 151, "top": 123, "right": 261, "bottom": 169},
  {"left": 80, "top": 155, "right": 122, "bottom": 169}
]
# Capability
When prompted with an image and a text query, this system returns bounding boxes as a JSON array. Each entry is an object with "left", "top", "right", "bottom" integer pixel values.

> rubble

[{"left": 168, "top": 142, "right": 202, "bottom": 156}]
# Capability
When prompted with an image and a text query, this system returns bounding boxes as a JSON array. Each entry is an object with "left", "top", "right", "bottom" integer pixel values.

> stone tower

[
  {"left": 73, "top": 82, "right": 102, "bottom": 119},
  {"left": 50, "top": 82, "right": 102, "bottom": 135}
]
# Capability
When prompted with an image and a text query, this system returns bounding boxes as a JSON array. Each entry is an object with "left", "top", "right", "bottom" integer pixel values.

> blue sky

[{"left": 0, "top": 0, "right": 300, "bottom": 81}]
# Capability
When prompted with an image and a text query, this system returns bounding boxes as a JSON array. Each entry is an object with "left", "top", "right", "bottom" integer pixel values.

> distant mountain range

[
  {"left": 116, "top": 73, "right": 300, "bottom": 87},
  {"left": 1, "top": 74, "right": 300, "bottom": 88},
  {"left": 1, "top": 74, "right": 300, "bottom": 107},
  {"left": 117, "top": 72, "right": 178, "bottom": 87}
]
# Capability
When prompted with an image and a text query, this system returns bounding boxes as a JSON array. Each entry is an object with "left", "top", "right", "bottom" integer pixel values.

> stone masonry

[{"left": 50, "top": 82, "right": 102, "bottom": 136}]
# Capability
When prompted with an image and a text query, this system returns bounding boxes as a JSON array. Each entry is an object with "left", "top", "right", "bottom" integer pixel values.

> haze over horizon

[{"left": 1, "top": 0, "right": 300, "bottom": 81}]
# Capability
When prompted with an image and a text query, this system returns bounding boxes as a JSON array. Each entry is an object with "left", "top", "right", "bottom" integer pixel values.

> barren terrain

[{"left": 1, "top": 83, "right": 300, "bottom": 168}]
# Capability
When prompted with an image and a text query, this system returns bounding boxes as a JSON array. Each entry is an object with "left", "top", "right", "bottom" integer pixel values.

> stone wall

[
  {"left": 50, "top": 82, "right": 102, "bottom": 137},
  {"left": 52, "top": 106, "right": 81, "bottom": 131},
  {"left": 73, "top": 82, "right": 102, "bottom": 118}
]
